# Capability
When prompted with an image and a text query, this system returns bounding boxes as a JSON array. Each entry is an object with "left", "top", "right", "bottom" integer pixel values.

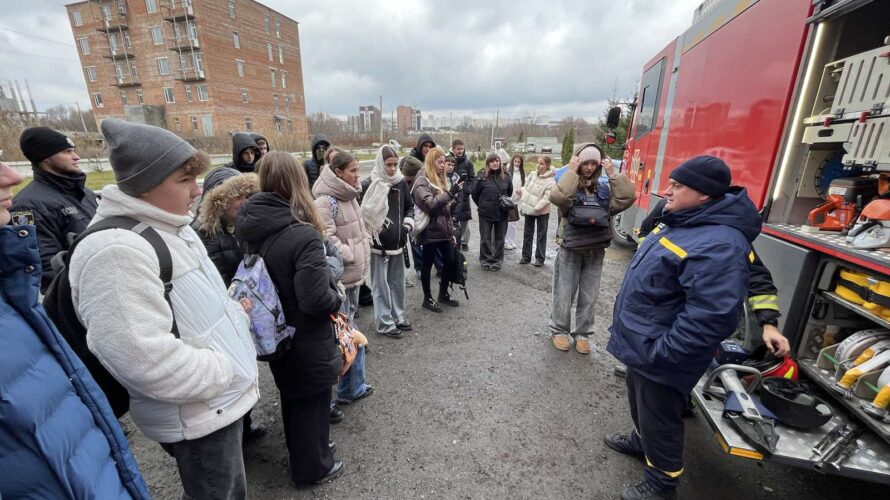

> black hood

[
  {"left": 202, "top": 167, "right": 240, "bottom": 196},
  {"left": 310, "top": 134, "right": 331, "bottom": 162},
  {"left": 661, "top": 186, "right": 762, "bottom": 242},
  {"left": 231, "top": 132, "right": 259, "bottom": 170},
  {"left": 234, "top": 192, "right": 295, "bottom": 245},
  {"left": 248, "top": 132, "right": 267, "bottom": 147},
  {"left": 411, "top": 133, "right": 435, "bottom": 161}
]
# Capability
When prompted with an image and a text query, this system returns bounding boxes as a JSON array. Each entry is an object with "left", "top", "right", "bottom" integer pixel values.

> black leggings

[{"left": 421, "top": 240, "right": 454, "bottom": 299}]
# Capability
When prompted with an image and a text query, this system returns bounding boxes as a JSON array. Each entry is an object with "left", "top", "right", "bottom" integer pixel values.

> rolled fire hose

[
  {"left": 834, "top": 330, "right": 890, "bottom": 364},
  {"left": 836, "top": 350, "right": 890, "bottom": 390},
  {"left": 852, "top": 339, "right": 890, "bottom": 366},
  {"left": 863, "top": 366, "right": 890, "bottom": 420}
]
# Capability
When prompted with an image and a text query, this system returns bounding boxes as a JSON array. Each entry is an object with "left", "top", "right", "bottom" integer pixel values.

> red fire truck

[{"left": 616, "top": 0, "right": 890, "bottom": 484}]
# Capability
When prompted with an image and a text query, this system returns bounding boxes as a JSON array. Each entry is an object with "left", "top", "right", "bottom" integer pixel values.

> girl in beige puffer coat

[{"left": 519, "top": 156, "right": 558, "bottom": 265}]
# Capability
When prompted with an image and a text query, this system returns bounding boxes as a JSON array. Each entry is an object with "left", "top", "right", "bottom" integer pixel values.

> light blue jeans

[
  {"left": 370, "top": 253, "right": 406, "bottom": 333},
  {"left": 337, "top": 285, "right": 369, "bottom": 402},
  {"left": 549, "top": 246, "right": 605, "bottom": 338}
]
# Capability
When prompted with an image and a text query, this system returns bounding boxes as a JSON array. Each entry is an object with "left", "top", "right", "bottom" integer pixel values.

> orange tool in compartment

[{"left": 807, "top": 177, "right": 878, "bottom": 231}]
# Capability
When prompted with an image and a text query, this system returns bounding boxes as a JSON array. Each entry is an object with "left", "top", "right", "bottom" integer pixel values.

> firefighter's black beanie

[
  {"left": 669, "top": 155, "right": 732, "bottom": 198},
  {"left": 20, "top": 127, "right": 75, "bottom": 166}
]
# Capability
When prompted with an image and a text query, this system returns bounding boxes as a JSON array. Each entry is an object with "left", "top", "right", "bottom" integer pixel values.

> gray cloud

[{"left": 1, "top": 0, "right": 702, "bottom": 121}]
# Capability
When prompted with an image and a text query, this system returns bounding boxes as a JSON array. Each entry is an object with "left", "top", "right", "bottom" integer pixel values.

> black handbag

[
  {"left": 568, "top": 204, "right": 609, "bottom": 227},
  {"left": 491, "top": 177, "right": 515, "bottom": 211}
]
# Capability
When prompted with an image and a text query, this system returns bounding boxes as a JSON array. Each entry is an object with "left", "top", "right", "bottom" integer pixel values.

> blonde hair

[
  {"left": 256, "top": 152, "right": 325, "bottom": 234},
  {"left": 423, "top": 148, "right": 449, "bottom": 191}
]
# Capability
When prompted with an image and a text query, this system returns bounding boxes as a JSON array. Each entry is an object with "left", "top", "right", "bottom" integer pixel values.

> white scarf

[{"left": 363, "top": 146, "right": 404, "bottom": 242}]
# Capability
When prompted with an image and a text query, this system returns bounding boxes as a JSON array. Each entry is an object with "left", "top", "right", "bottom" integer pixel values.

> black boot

[
  {"left": 438, "top": 292, "right": 459, "bottom": 307},
  {"left": 620, "top": 481, "right": 676, "bottom": 500},
  {"left": 423, "top": 297, "right": 442, "bottom": 313}
]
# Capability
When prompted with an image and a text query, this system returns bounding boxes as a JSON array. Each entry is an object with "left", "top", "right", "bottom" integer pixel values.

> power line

[
  {"left": 0, "top": 26, "right": 75, "bottom": 47},
  {"left": 0, "top": 49, "right": 80, "bottom": 64}
]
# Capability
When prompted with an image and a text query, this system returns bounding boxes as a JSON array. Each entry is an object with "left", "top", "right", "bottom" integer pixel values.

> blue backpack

[{"left": 228, "top": 229, "right": 294, "bottom": 361}]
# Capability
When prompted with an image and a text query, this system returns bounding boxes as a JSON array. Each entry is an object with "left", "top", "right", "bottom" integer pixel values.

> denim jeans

[
  {"left": 478, "top": 219, "right": 507, "bottom": 267},
  {"left": 340, "top": 285, "right": 360, "bottom": 324},
  {"left": 522, "top": 213, "right": 550, "bottom": 263},
  {"left": 370, "top": 252, "right": 406, "bottom": 333},
  {"left": 336, "top": 345, "right": 369, "bottom": 402},
  {"left": 458, "top": 220, "right": 471, "bottom": 246},
  {"left": 160, "top": 418, "right": 246, "bottom": 500},
  {"left": 505, "top": 220, "right": 518, "bottom": 247},
  {"left": 549, "top": 246, "right": 605, "bottom": 338}
]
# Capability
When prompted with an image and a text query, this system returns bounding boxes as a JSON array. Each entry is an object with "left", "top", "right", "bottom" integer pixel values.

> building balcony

[
  {"left": 95, "top": 13, "right": 129, "bottom": 32},
  {"left": 111, "top": 74, "right": 141, "bottom": 87},
  {"left": 167, "top": 37, "right": 200, "bottom": 51},
  {"left": 174, "top": 67, "right": 205, "bottom": 82},
  {"left": 103, "top": 45, "right": 135, "bottom": 59},
  {"left": 163, "top": 5, "right": 196, "bottom": 21}
]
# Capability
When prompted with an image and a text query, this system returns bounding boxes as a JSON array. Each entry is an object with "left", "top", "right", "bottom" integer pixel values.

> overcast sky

[{"left": 0, "top": 0, "right": 703, "bottom": 122}]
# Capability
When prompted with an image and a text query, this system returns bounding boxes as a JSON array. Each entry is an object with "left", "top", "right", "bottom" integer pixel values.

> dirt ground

[{"left": 124, "top": 214, "right": 888, "bottom": 499}]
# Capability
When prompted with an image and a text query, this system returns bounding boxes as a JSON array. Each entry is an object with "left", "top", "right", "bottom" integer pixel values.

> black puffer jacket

[
  {"left": 410, "top": 133, "right": 435, "bottom": 163},
  {"left": 411, "top": 171, "right": 454, "bottom": 245},
  {"left": 471, "top": 170, "right": 512, "bottom": 223},
  {"left": 452, "top": 154, "right": 475, "bottom": 221},
  {"left": 9, "top": 169, "right": 98, "bottom": 292},
  {"left": 360, "top": 177, "right": 415, "bottom": 254},
  {"left": 303, "top": 134, "right": 330, "bottom": 188},
  {"left": 235, "top": 192, "right": 342, "bottom": 397},
  {"left": 224, "top": 132, "right": 259, "bottom": 173}
]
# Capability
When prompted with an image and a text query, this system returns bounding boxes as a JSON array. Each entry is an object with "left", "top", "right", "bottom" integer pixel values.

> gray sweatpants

[
  {"left": 370, "top": 252, "right": 406, "bottom": 333},
  {"left": 549, "top": 246, "right": 606, "bottom": 338}
]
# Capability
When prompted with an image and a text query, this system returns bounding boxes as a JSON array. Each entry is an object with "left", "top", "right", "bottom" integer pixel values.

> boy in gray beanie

[{"left": 69, "top": 118, "right": 260, "bottom": 499}]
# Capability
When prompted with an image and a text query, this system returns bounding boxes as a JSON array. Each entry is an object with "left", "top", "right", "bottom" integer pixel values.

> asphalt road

[{"left": 123, "top": 206, "right": 888, "bottom": 499}]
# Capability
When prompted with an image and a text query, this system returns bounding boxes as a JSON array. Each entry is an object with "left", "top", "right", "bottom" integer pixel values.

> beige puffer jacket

[
  {"left": 520, "top": 166, "right": 557, "bottom": 216},
  {"left": 313, "top": 165, "right": 371, "bottom": 287}
]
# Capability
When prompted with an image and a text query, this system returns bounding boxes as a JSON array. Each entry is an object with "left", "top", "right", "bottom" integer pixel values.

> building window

[
  {"left": 281, "top": 71, "right": 287, "bottom": 89},
  {"left": 72, "top": 10, "right": 83, "bottom": 26},
  {"left": 270, "top": 68, "right": 277, "bottom": 88},
  {"left": 77, "top": 37, "right": 90, "bottom": 55},
  {"left": 85, "top": 66, "right": 97, "bottom": 82},
  {"left": 192, "top": 53, "right": 204, "bottom": 72},
  {"left": 274, "top": 117, "right": 282, "bottom": 133},
  {"left": 267, "top": 43, "right": 273, "bottom": 62},
  {"left": 278, "top": 46, "right": 284, "bottom": 64},
  {"left": 191, "top": 115, "right": 198, "bottom": 131},
  {"left": 117, "top": 0, "right": 127, "bottom": 15},
  {"left": 232, "top": 31, "right": 240, "bottom": 49},
  {"left": 101, "top": 3, "right": 112, "bottom": 20},
  {"left": 236, "top": 59, "right": 244, "bottom": 77},
  {"left": 136, "top": 89, "right": 144, "bottom": 104},
  {"left": 157, "top": 57, "right": 171, "bottom": 75},
  {"left": 173, "top": 116, "right": 181, "bottom": 132},
  {"left": 145, "top": 0, "right": 158, "bottom": 14},
  {"left": 108, "top": 32, "right": 120, "bottom": 51},
  {"left": 264, "top": 16, "right": 270, "bottom": 33},
  {"left": 228, "top": 0, "right": 235, "bottom": 18},
  {"left": 245, "top": 117, "right": 252, "bottom": 130},
  {"left": 196, "top": 84, "right": 208, "bottom": 101},
  {"left": 287, "top": 119, "right": 293, "bottom": 132},
  {"left": 123, "top": 31, "right": 132, "bottom": 48},
  {"left": 273, "top": 94, "right": 279, "bottom": 112},
  {"left": 284, "top": 95, "right": 289, "bottom": 113},
  {"left": 185, "top": 85, "right": 193, "bottom": 102},
  {"left": 120, "top": 91, "right": 128, "bottom": 106},
  {"left": 150, "top": 26, "right": 164, "bottom": 45},
  {"left": 275, "top": 18, "right": 280, "bottom": 38},
  {"left": 92, "top": 93, "right": 104, "bottom": 108},
  {"left": 113, "top": 62, "right": 125, "bottom": 81},
  {"left": 241, "top": 89, "right": 249, "bottom": 103},
  {"left": 163, "top": 87, "right": 175, "bottom": 103}
]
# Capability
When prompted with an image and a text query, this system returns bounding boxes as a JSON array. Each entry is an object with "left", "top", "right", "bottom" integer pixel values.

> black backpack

[
  {"left": 43, "top": 216, "right": 178, "bottom": 418},
  {"left": 444, "top": 245, "right": 469, "bottom": 299}
]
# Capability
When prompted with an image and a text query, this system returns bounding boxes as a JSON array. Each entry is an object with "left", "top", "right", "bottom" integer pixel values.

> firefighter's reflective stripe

[
  {"left": 658, "top": 237, "right": 687, "bottom": 259},
  {"left": 748, "top": 294, "right": 779, "bottom": 311},
  {"left": 645, "top": 456, "right": 685, "bottom": 478},
  {"left": 748, "top": 251, "right": 755, "bottom": 263}
]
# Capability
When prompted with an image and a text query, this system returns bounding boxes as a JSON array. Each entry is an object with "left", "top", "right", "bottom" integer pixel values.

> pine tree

[{"left": 561, "top": 127, "right": 575, "bottom": 166}]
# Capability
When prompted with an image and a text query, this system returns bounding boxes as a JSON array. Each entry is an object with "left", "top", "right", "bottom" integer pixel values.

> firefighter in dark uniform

[
  {"left": 10, "top": 127, "right": 97, "bottom": 293},
  {"left": 604, "top": 156, "right": 762, "bottom": 500}
]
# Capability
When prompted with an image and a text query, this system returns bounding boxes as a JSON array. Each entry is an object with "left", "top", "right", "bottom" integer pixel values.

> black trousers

[
  {"left": 521, "top": 213, "right": 550, "bottom": 263},
  {"left": 478, "top": 219, "right": 507, "bottom": 267},
  {"left": 281, "top": 389, "right": 334, "bottom": 484},
  {"left": 421, "top": 240, "right": 453, "bottom": 299},
  {"left": 625, "top": 367, "right": 687, "bottom": 494}
]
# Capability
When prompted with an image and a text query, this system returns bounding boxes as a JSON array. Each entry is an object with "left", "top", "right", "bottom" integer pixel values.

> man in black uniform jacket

[{"left": 10, "top": 127, "right": 97, "bottom": 292}]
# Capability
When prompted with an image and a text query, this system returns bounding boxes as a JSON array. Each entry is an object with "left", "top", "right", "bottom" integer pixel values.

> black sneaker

[
  {"left": 614, "top": 365, "right": 627, "bottom": 377},
  {"left": 461, "top": 244, "right": 469, "bottom": 251},
  {"left": 603, "top": 432, "right": 644, "bottom": 459},
  {"left": 378, "top": 328, "right": 403, "bottom": 339},
  {"left": 423, "top": 297, "right": 443, "bottom": 313},
  {"left": 438, "top": 293, "right": 460, "bottom": 307},
  {"left": 396, "top": 320, "right": 413, "bottom": 331},
  {"left": 620, "top": 481, "right": 676, "bottom": 500},
  {"left": 519, "top": 258, "right": 531, "bottom": 265},
  {"left": 532, "top": 260, "right": 544, "bottom": 267},
  {"left": 329, "top": 405, "right": 344, "bottom": 424}
]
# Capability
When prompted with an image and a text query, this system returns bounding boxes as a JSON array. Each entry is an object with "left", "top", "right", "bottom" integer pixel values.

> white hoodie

[{"left": 69, "top": 185, "right": 259, "bottom": 443}]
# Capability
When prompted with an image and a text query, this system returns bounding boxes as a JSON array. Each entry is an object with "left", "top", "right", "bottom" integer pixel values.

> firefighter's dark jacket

[
  {"left": 607, "top": 187, "right": 762, "bottom": 394},
  {"left": 9, "top": 168, "right": 97, "bottom": 292},
  {"left": 639, "top": 197, "right": 779, "bottom": 326}
]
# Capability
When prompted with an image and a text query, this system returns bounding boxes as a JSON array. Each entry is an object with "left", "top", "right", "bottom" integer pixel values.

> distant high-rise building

[
  {"left": 412, "top": 108, "right": 422, "bottom": 131},
  {"left": 358, "top": 105, "right": 380, "bottom": 134},
  {"left": 396, "top": 105, "right": 413, "bottom": 133},
  {"left": 66, "top": 0, "right": 308, "bottom": 140}
]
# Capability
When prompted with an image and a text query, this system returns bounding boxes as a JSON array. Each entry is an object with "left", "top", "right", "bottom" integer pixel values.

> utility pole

[
  {"left": 25, "top": 79, "right": 39, "bottom": 124},
  {"left": 75, "top": 102, "right": 88, "bottom": 133},
  {"left": 379, "top": 94, "right": 384, "bottom": 144}
]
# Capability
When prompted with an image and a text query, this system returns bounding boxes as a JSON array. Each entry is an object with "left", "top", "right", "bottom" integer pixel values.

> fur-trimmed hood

[{"left": 196, "top": 173, "right": 259, "bottom": 234}]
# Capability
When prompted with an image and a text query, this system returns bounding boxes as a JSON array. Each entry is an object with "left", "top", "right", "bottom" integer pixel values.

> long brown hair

[
  {"left": 510, "top": 154, "right": 525, "bottom": 185},
  {"left": 484, "top": 153, "right": 506, "bottom": 180},
  {"left": 256, "top": 151, "right": 325, "bottom": 234},
  {"left": 423, "top": 148, "right": 449, "bottom": 191}
]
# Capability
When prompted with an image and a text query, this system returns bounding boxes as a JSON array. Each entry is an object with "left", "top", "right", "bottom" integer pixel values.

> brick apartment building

[
  {"left": 66, "top": 0, "right": 308, "bottom": 144},
  {"left": 396, "top": 105, "right": 421, "bottom": 133}
]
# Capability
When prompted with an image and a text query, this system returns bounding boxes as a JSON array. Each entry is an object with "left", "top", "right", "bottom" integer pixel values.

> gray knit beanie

[{"left": 101, "top": 118, "right": 198, "bottom": 196}]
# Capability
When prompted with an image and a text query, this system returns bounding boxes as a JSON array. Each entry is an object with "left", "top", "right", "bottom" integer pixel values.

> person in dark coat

[
  {"left": 412, "top": 148, "right": 462, "bottom": 312},
  {"left": 0, "top": 159, "right": 150, "bottom": 500},
  {"left": 304, "top": 134, "right": 331, "bottom": 188},
  {"left": 604, "top": 156, "right": 762, "bottom": 500},
  {"left": 10, "top": 127, "right": 98, "bottom": 292},
  {"left": 224, "top": 132, "right": 261, "bottom": 173},
  {"left": 410, "top": 133, "right": 436, "bottom": 163},
  {"left": 235, "top": 151, "right": 345, "bottom": 487},
  {"left": 249, "top": 132, "right": 269, "bottom": 155},
  {"left": 451, "top": 139, "right": 475, "bottom": 250},
  {"left": 471, "top": 153, "right": 512, "bottom": 271}
]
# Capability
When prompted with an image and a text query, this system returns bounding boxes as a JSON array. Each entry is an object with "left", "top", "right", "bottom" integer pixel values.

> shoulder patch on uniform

[
  {"left": 658, "top": 236, "right": 687, "bottom": 259},
  {"left": 10, "top": 210, "right": 35, "bottom": 226}
]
